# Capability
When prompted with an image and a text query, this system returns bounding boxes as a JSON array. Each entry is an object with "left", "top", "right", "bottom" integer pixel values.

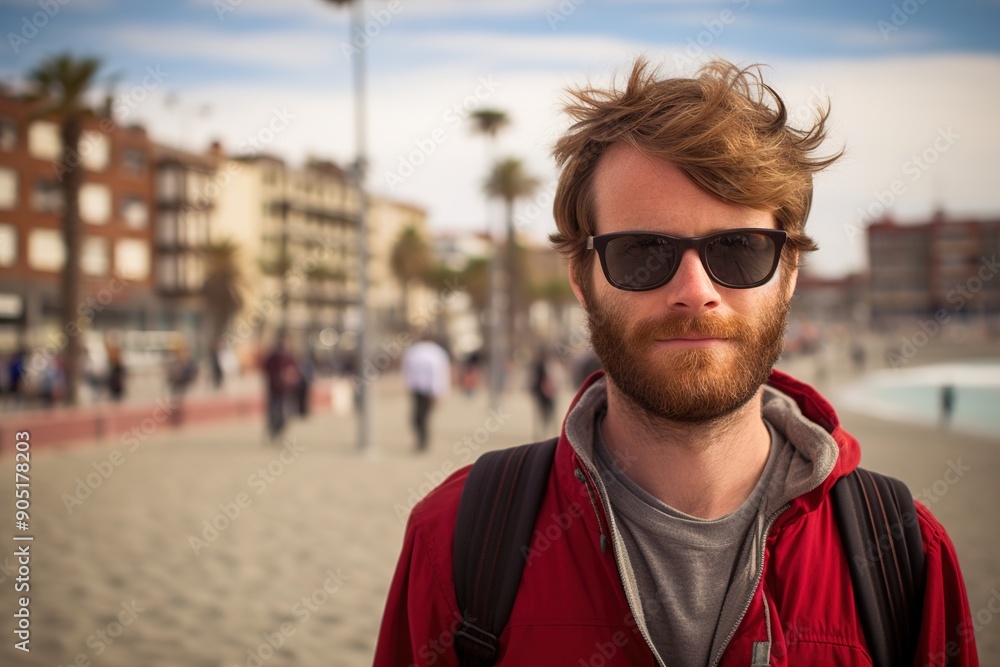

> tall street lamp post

[{"left": 324, "top": 0, "right": 372, "bottom": 453}]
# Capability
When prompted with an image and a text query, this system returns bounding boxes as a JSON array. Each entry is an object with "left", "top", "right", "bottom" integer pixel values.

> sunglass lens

[
  {"left": 705, "top": 232, "right": 777, "bottom": 287},
  {"left": 604, "top": 234, "right": 677, "bottom": 289}
]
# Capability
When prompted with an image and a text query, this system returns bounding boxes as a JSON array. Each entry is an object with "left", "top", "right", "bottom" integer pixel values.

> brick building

[
  {"left": 0, "top": 93, "right": 157, "bottom": 353},
  {"left": 868, "top": 212, "right": 1000, "bottom": 323}
]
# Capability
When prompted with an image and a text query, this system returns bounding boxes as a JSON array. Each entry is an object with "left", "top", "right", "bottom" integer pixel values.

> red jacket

[{"left": 374, "top": 370, "right": 979, "bottom": 666}]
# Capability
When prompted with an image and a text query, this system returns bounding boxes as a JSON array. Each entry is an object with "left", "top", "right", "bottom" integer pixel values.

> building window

[
  {"left": 32, "top": 180, "right": 62, "bottom": 213},
  {"left": 115, "top": 239, "right": 149, "bottom": 280},
  {"left": 180, "top": 209, "right": 207, "bottom": 246},
  {"left": 82, "top": 236, "right": 109, "bottom": 276},
  {"left": 27, "top": 228, "right": 64, "bottom": 271},
  {"left": 0, "top": 168, "right": 17, "bottom": 210},
  {"left": 156, "top": 168, "right": 178, "bottom": 201},
  {"left": 157, "top": 254, "right": 177, "bottom": 289},
  {"left": 80, "top": 130, "right": 110, "bottom": 172},
  {"left": 122, "top": 148, "right": 146, "bottom": 174},
  {"left": 157, "top": 211, "right": 176, "bottom": 245},
  {"left": 186, "top": 171, "right": 209, "bottom": 204},
  {"left": 121, "top": 195, "right": 148, "bottom": 229},
  {"left": 0, "top": 118, "right": 17, "bottom": 151},
  {"left": 80, "top": 183, "right": 111, "bottom": 224},
  {"left": 28, "top": 121, "right": 61, "bottom": 160},
  {"left": 0, "top": 223, "right": 16, "bottom": 266}
]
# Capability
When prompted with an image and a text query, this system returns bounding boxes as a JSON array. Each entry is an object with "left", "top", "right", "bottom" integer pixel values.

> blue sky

[{"left": 2, "top": 0, "right": 999, "bottom": 277}]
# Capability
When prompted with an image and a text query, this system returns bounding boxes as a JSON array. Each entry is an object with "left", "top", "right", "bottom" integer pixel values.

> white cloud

[
  {"left": 114, "top": 11, "right": 1000, "bottom": 280},
  {"left": 102, "top": 24, "right": 344, "bottom": 68}
]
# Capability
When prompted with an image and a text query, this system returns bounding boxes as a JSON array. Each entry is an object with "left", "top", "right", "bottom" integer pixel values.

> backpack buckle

[{"left": 454, "top": 619, "right": 498, "bottom": 662}]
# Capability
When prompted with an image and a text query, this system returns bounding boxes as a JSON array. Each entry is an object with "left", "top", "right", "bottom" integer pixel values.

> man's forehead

[{"left": 590, "top": 143, "right": 773, "bottom": 234}]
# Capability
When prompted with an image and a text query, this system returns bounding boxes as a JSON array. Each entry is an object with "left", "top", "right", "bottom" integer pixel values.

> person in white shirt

[{"left": 400, "top": 337, "right": 451, "bottom": 452}]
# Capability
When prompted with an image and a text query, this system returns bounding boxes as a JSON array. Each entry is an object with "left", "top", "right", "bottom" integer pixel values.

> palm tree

[
  {"left": 389, "top": 225, "right": 433, "bottom": 330},
  {"left": 202, "top": 238, "right": 245, "bottom": 360},
  {"left": 458, "top": 257, "right": 491, "bottom": 314},
  {"left": 469, "top": 108, "right": 509, "bottom": 404},
  {"left": 26, "top": 53, "right": 102, "bottom": 406},
  {"left": 470, "top": 109, "right": 509, "bottom": 142},
  {"left": 485, "top": 157, "right": 540, "bottom": 359}
]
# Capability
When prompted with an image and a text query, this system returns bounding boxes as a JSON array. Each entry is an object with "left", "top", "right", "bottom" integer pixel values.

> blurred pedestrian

[
  {"left": 400, "top": 336, "right": 451, "bottom": 453},
  {"left": 295, "top": 350, "right": 314, "bottom": 417},
  {"left": 262, "top": 333, "right": 297, "bottom": 442},
  {"left": 107, "top": 344, "right": 126, "bottom": 402},
  {"left": 850, "top": 340, "right": 867, "bottom": 373},
  {"left": 7, "top": 346, "right": 27, "bottom": 407},
  {"left": 167, "top": 342, "right": 198, "bottom": 425},
  {"left": 459, "top": 350, "right": 482, "bottom": 398},
  {"left": 940, "top": 384, "right": 956, "bottom": 427},
  {"left": 210, "top": 345, "right": 224, "bottom": 390},
  {"left": 529, "top": 346, "right": 557, "bottom": 438}
]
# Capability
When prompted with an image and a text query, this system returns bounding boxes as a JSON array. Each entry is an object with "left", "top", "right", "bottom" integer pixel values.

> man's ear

[{"left": 568, "top": 261, "right": 588, "bottom": 308}]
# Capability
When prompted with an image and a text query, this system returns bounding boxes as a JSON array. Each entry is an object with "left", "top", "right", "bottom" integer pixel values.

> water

[{"left": 836, "top": 360, "right": 1000, "bottom": 440}]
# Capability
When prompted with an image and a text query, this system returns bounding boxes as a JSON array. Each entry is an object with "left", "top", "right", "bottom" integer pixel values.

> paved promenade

[{"left": 0, "top": 365, "right": 997, "bottom": 666}]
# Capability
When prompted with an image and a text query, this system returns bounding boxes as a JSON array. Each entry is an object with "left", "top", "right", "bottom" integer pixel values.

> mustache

[{"left": 630, "top": 312, "right": 746, "bottom": 343}]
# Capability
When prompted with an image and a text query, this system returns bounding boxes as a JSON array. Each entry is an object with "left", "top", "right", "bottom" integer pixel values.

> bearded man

[{"left": 374, "top": 58, "right": 978, "bottom": 667}]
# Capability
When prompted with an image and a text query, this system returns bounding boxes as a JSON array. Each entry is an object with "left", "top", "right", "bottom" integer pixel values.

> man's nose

[{"left": 662, "top": 249, "right": 721, "bottom": 314}]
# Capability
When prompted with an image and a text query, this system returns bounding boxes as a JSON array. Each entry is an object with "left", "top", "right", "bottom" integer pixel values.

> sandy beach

[{"left": 0, "top": 343, "right": 997, "bottom": 666}]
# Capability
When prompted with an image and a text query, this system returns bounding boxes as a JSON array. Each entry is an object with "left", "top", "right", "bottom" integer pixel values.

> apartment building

[
  {"left": 0, "top": 93, "right": 156, "bottom": 351},
  {"left": 211, "top": 155, "right": 363, "bottom": 351},
  {"left": 868, "top": 212, "right": 1000, "bottom": 322}
]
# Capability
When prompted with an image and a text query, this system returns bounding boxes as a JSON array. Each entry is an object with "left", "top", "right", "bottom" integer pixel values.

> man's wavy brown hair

[{"left": 550, "top": 58, "right": 842, "bottom": 289}]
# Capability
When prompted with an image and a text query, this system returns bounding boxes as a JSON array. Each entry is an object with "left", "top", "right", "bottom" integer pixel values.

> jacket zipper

[
  {"left": 707, "top": 503, "right": 790, "bottom": 667},
  {"left": 576, "top": 462, "right": 667, "bottom": 667}
]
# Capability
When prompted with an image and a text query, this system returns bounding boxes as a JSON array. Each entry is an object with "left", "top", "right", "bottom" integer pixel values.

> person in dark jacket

[
  {"left": 262, "top": 332, "right": 298, "bottom": 442},
  {"left": 374, "top": 57, "right": 979, "bottom": 666}
]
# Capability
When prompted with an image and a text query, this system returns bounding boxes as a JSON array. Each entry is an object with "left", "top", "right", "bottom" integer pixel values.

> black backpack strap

[
  {"left": 452, "top": 438, "right": 559, "bottom": 667},
  {"left": 832, "top": 468, "right": 926, "bottom": 667}
]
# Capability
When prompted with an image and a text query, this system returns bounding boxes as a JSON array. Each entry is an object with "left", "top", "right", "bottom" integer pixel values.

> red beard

[{"left": 584, "top": 279, "right": 789, "bottom": 423}]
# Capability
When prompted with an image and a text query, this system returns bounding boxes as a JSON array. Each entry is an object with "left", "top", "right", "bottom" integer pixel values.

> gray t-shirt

[{"left": 594, "top": 415, "right": 783, "bottom": 667}]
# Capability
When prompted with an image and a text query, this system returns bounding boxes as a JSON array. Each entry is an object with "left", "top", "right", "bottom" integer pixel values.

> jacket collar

[{"left": 554, "top": 369, "right": 861, "bottom": 519}]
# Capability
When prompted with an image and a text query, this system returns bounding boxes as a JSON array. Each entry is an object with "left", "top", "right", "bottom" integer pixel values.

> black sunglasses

[{"left": 587, "top": 228, "right": 787, "bottom": 291}]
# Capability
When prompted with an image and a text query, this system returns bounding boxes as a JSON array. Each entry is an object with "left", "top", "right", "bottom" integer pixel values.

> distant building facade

[
  {"left": 210, "top": 155, "right": 363, "bottom": 352},
  {"left": 0, "top": 93, "right": 157, "bottom": 352},
  {"left": 153, "top": 143, "right": 221, "bottom": 341},
  {"left": 867, "top": 212, "right": 1000, "bottom": 323}
]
